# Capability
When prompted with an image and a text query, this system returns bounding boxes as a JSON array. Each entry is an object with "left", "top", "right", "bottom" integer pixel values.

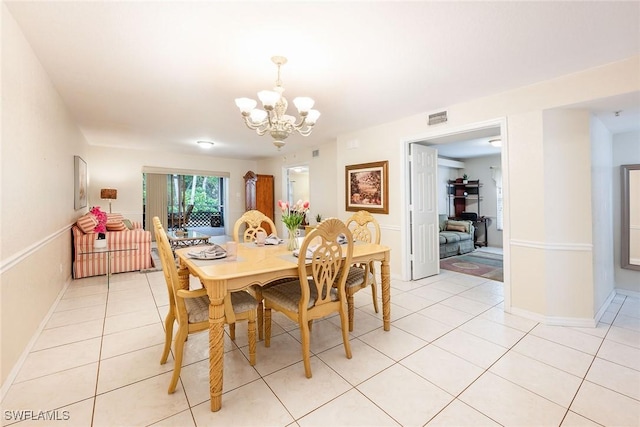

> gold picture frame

[{"left": 345, "top": 160, "right": 389, "bottom": 214}]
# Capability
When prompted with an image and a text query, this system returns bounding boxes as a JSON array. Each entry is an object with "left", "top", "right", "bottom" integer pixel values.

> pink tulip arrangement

[
  {"left": 278, "top": 199, "right": 310, "bottom": 230},
  {"left": 279, "top": 200, "right": 309, "bottom": 250}
]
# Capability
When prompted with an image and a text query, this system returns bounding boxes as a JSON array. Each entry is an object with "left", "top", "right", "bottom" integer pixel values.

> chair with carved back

[
  {"left": 233, "top": 209, "right": 293, "bottom": 340},
  {"left": 262, "top": 218, "right": 353, "bottom": 378},
  {"left": 344, "top": 210, "right": 380, "bottom": 331},
  {"left": 232, "top": 209, "right": 277, "bottom": 243},
  {"left": 152, "top": 217, "right": 258, "bottom": 393}
]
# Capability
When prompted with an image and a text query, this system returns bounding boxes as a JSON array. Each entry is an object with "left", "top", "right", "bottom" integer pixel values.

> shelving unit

[
  {"left": 447, "top": 179, "right": 482, "bottom": 218},
  {"left": 447, "top": 179, "right": 488, "bottom": 247}
]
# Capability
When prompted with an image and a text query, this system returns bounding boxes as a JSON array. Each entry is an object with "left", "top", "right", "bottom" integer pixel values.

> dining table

[{"left": 174, "top": 238, "right": 391, "bottom": 412}]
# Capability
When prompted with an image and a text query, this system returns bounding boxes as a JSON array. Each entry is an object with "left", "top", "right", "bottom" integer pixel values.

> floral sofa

[
  {"left": 439, "top": 214, "right": 475, "bottom": 259},
  {"left": 72, "top": 212, "right": 152, "bottom": 279}
]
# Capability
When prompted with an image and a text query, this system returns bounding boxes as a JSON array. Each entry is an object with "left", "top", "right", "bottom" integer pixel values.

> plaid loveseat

[{"left": 72, "top": 213, "right": 152, "bottom": 279}]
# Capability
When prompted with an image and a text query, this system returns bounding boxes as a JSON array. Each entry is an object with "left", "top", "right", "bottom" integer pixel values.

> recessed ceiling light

[
  {"left": 489, "top": 139, "right": 502, "bottom": 147},
  {"left": 197, "top": 140, "right": 214, "bottom": 148}
]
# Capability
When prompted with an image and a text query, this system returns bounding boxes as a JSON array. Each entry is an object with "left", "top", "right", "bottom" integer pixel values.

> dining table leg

[
  {"left": 381, "top": 252, "right": 391, "bottom": 331},
  {"left": 206, "top": 280, "right": 226, "bottom": 412}
]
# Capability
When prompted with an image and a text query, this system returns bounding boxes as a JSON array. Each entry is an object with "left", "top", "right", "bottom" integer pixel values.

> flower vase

[
  {"left": 94, "top": 233, "right": 107, "bottom": 249},
  {"left": 286, "top": 227, "right": 299, "bottom": 251}
]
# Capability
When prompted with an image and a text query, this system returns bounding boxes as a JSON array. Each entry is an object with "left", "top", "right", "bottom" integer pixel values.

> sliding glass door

[{"left": 143, "top": 172, "right": 225, "bottom": 236}]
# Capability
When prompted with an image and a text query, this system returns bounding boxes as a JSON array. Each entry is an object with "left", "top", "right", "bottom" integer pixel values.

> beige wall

[
  {"left": 333, "top": 56, "right": 639, "bottom": 324},
  {"left": 257, "top": 141, "right": 338, "bottom": 236},
  {"left": 87, "top": 145, "right": 257, "bottom": 233},
  {"left": 1, "top": 4, "right": 87, "bottom": 387}
]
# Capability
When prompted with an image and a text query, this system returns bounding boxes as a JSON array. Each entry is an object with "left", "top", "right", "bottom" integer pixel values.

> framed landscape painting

[
  {"left": 345, "top": 160, "right": 389, "bottom": 214},
  {"left": 74, "top": 155, "right": 87, "bottom": 209}
]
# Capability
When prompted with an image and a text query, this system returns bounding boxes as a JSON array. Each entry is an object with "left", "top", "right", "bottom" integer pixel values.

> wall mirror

[{"left": 621, "top": 164, "right": 640, "bottom": 271}]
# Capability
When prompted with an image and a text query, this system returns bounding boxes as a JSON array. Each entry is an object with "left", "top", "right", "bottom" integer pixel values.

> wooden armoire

[{"left": 243, "top": 171, "right": 275, "bottom": 234}]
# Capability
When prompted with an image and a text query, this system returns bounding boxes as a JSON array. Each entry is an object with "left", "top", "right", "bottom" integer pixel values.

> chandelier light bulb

[
  {"left": 306, "top": 109, "right": 321, "bottom": 125},
  {"left": 250, "top": 109, "right": 267, "bottom": 123},
  {"left": 293, "top": 97, "right": 314, "bottom": 113},
  {"left": 235, "top": 98, "right": 257, "bottom": 114},
  {"left": 258, "top": 90, "right": 280, "bottom": 108}
]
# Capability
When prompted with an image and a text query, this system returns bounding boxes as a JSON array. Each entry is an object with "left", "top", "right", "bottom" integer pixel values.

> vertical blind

[{"left": 145, "top": 173, "right": 168, "bottom": 240}]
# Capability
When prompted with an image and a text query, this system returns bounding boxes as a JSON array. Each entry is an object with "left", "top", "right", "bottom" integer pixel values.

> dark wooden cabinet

[{"left": 244, "top": 171, "right": 274, "bottom": 234}]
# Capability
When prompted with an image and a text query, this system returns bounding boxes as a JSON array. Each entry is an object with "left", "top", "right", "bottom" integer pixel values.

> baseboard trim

[
  {"left": 594, "top": 289, "right": 617, "bottom": 324},
  {"left": 615, "top": 288, "right": 640, "bottom": 299},
  {"left": 509, "top": 307, "right": 597, "bottom": 328},
  {"left": 0, "top": 277, "right": 72, "bottom": 401},
  {"left": 510, "top": 239, "right": 592, "bottom": 252}
]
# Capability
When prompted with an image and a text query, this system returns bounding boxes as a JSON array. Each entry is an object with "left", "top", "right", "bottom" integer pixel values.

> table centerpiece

[
  {"left": 91, "top": 206, "right": 108, "bottom": 249},
  {"left": 278, "top": 199, "right": 309, "bottom": 251}
]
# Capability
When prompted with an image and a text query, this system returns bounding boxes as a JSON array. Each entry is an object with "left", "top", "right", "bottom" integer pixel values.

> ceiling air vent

[
  {"left": 312, "top": 149, "right": 319, "bottom": 157},
  {"left": 428, "top": 111, "right": 447, "bottom": 126}
]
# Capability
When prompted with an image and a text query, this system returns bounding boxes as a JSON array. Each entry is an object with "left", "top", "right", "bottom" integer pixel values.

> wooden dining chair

[
  {"left": 233, "top": 209, "right": 277, "bottom": 243},
  {"left": 233, "top": 209, "right": 293, "bottom": 340},
  {"left": 152, "top": 217, "right": 258, "bottom": 394},
  {"left": 262, "top": 218, "right": 353, "bottom": 378},
  {"left": 344, "top": 210, "right": 380, "bottom": 331}
]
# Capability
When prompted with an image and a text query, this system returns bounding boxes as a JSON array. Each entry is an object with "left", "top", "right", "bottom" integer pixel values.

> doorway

[
  {"left": 403, "top": 118, "right": 510, "bottom": 306},
  {"left": 286, "top": 165, "right": 309, "bottom": 203}
]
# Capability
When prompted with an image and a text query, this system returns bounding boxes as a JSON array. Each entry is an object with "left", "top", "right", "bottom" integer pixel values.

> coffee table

[
  {"left": 166, "top": 230, "right": 211, "bottom": 251},
  {"left": 80, "top": 245, "right": 139, "bottom": 287}
]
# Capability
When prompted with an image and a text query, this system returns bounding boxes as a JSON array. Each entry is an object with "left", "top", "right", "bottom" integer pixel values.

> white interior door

[{"left": 410, "top": 144, "right": 439, "bottom": 279}]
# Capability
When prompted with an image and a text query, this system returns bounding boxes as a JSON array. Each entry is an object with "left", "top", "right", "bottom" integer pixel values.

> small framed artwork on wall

[
  {"left": 74, "top": 155, "right": 87, "bottom": 210},
  {"left": 345, "top": 160, "right": 389, "bottom": 214}
]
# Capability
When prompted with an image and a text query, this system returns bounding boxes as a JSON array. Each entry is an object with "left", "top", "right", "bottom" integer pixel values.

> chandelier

[{"left": 235, "top": 56, "right": 320, "bottom": 150}]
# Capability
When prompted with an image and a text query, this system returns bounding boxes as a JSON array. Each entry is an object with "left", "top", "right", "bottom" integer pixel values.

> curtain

[
  {"left": 491, "top": 167, "right": 503, "bottom": 231},
  {"left": 145, "top": 173, "right": 168, "bottom": 240}
]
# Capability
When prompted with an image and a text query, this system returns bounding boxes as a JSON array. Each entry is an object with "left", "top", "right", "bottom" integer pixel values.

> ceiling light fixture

[
  {"left": 235, "top": 56, "right": 320, "bottom": 150},
  {"left": 197, "top": 140, "right": 215, "bottom": 148},
  {"left": 489, "top": 138, "right": 502, "bottom": 148}
]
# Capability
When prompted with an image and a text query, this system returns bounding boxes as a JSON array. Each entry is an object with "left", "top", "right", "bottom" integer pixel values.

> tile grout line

[
  {"left": 89, "top": 280, "right": 111, "bottom": 427},
  {"left": 557, "top": 295, "right": 624, "bottom": 426}
]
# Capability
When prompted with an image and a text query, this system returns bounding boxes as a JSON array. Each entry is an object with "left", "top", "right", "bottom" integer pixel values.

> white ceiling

[{"left": 5, "top": 1, "right": 640, "bottom": 160}]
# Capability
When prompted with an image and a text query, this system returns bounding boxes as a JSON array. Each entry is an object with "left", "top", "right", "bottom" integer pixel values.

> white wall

[
  {"left": 613, "top": 130, "right": 640, "bottom": 293},
  {"left": 1, "top": 4, "right": 88, "bottom": 387},
  {"left": 590, "top": 117, "right": 616, "bottom": 314},
  {"left": 461, "top": 155, "right": 503, "bottom": 248},
  {"left": 437, "top": 163, "right": 462, "bottom": 216}
]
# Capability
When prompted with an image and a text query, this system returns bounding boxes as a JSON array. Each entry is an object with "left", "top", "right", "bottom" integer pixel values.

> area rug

[{"left": 440, "top": 251, "right": 503, "bottom": 282}]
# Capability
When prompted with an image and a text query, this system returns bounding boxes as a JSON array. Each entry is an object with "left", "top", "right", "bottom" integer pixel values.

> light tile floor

[{"left": 2, "top": 267, "right": 640, "bottom": 426}]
